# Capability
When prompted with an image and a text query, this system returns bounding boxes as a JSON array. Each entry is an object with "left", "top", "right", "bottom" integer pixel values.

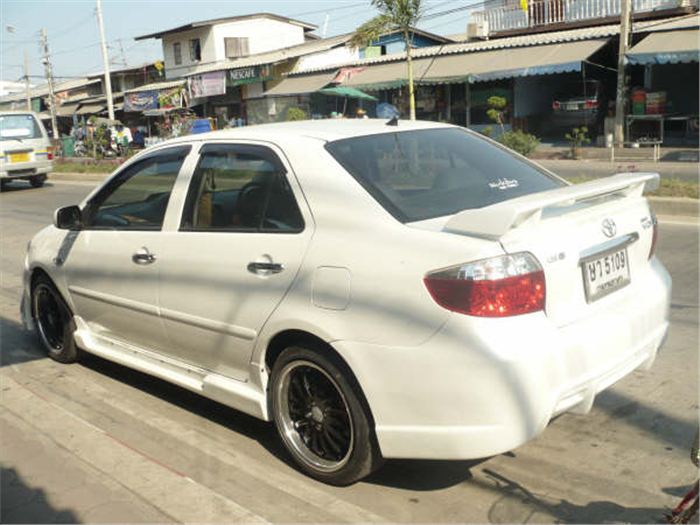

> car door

[
  {"left": 62, "top": 145, "right": 192, "bottom": 353},
  {"left": 156, "top": 142, "right": 313, "bottom": 381}
]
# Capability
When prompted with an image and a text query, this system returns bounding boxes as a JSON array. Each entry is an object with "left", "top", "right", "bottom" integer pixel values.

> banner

[
  {"left": 124, "top": 90, "right": 159, "bottom": 112},
  {"left": 188, "top": 71, "right": 226, "bottom": 98},
  {"left": 228, "top": 65, "right": 272, "bottom": 87},
  {"left": 158, "top": 87, "right": 184, "bottom": 109}
]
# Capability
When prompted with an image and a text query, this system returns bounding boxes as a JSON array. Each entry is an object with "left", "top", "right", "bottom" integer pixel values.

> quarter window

[
  {"left": 84, "top": 146, "right": 190, "bottom": 230},
  {"left": 181, "top": 144, "right": 303, "bottom": 233}
]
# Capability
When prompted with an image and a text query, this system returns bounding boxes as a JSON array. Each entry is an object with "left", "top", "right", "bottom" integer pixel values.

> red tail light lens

[
  {"left": 47, "top": 146, "right": 54, "bottom": 160},
  {"left": 552, "top": 101, "right": 561, "bottom": 110},
  {"left": 649, "top": 213, "right": 658, "bottom": 260},
  {"left": 584, "top": 100, "right": 598, "bottom": 109},
  {"left": 424, "top": 253, "right": 546, "bottom": 317}
]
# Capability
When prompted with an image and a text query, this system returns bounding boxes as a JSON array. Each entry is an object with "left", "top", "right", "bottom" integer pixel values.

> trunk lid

[{"left": 442, "top": 173, "right": 659, "bottom": 326}]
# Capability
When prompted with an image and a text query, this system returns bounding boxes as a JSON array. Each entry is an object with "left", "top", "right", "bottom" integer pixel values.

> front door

[
  {"left": 62, "top": 145, "right": 192, "bottom": 353},
  {"left": 157, "top": 142, "right": 312, "bottom": 380}
]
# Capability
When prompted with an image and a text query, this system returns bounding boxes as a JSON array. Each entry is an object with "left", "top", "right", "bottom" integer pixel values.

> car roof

[
  {"left": 0, "top": 111, "right": 41, "bottom": 117},
  {"left": 164, "top": 118, "right": 453, "bottom": 146}
]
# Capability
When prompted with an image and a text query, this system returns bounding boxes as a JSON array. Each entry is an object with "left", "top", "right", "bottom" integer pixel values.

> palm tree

[{"left": 350, "top": 0, "right": 423, "bottom": 120}]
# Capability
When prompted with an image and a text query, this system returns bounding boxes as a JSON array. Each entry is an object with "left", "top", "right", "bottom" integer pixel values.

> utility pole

[
  {"left": 40, "top": 28, "right": 59, "bottom": 139},
  {"left": 96, "top": 0, "right": 115, "bottom": 121},
  {"left": 23, "top": 49, "right": 31, "bottom": 111},
  {"left": 614, "top": 0, "right": 632, "bottom": 146}
]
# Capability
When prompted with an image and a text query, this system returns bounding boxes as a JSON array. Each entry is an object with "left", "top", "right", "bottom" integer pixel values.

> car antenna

[{"left": 386, "top": 116, "right": 399, "bottom": 126}]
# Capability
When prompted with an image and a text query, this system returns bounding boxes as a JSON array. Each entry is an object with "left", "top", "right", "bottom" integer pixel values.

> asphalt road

[{"left": 1, "top": 180, "right": 698, "bottom": 523}]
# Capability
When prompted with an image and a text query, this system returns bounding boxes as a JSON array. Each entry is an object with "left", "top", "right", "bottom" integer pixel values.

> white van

[{"left": 0, "top": 111, "right": 53, "bottom": 189}]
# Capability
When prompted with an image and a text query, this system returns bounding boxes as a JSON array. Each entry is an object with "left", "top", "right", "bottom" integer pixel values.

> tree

[{"left": 350, "top": 0, "right": 422, "bottom": 120}]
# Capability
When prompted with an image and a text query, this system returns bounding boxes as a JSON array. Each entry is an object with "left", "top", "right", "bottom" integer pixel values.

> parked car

[
  {"left": 0, "top": 111, "right": 52, "bottom": 189},
  {"left": 22, "top": 120, "right": 670, "bottom": 485},
  {"left": 551, "top": 80, "right": 607, "bottom": 133}
]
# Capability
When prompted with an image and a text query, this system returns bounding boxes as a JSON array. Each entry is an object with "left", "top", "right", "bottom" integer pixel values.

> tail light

[
  {"left": 584, "top": 100, "right": 598, "bottom": 109},
  {"left": 649, "top": 213, "right": 658, "bottom": 260},
  {"left": 552, "top": 101, "right": 561, "bottom": 110},
  {"left": 424, "top": 252, "right": 546, "bottom": 318},
  {"left": 47, "top": 146, "right": 54, "bottom": 160}
]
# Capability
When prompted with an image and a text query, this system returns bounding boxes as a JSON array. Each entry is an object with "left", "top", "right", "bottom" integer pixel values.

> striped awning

[{"left": 627, "top": 29, "right": 699, "bottom": 65}]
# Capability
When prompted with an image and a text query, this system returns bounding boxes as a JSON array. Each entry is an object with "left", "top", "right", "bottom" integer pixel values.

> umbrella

[{"left": 317, "top": 86, "right": 378, "bottom": 101}]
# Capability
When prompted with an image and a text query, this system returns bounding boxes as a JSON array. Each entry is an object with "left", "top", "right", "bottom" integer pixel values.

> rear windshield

[
  {"left": 554, "top": 81, "right": 600, "bottom": 100},
  {"left": 325, "top": 127, "right": 563, "bottom": 223},
  {"left": 0, "top": 114, "right": 43, "bottom": 141}
]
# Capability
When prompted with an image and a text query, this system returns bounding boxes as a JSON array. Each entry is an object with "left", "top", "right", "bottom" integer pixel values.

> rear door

[{"left": 156, "top": 142, "right": 313, "bottom": 380}]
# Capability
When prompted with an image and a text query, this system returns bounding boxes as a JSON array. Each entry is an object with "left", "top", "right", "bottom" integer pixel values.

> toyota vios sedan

[{"left": 22, "top": 120, "right": 670, "bottom": 485}]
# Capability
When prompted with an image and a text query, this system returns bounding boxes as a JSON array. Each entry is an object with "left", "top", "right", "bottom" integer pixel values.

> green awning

[{"left": 317, "top": 86, "right": 378, "bottom": 100}]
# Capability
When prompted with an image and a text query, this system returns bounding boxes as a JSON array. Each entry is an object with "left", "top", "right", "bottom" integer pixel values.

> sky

[{"left": 0, "top": 0, "right": 474, "bottom": 86}]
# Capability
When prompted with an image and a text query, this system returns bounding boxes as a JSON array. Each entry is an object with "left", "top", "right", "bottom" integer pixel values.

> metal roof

[
  {"left": 183, "top": 33, "right": 353, "bottom": 77},
  {"left": 0, "top": 78, "right": 100, "bottom": 103},
  {"left": 290, "top": 14, "right": 700, "bottom": 76},
  {"left": 135, "top": 12, "right": 317, "bottom": 41}
]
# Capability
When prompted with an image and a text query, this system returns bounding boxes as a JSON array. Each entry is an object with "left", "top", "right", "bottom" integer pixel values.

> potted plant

[{"left": 565, "top": 126, "right": 591, "bottom": 160}]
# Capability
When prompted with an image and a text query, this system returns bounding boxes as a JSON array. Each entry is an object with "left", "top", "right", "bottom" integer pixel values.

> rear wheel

[
  {"left": 31, "top": 275, "right": 78, "bottom": 363},
  {"left": 0, "top": 180, "right": 8, "bottom": 191},
  {"left": 270, "top": 346, "right": 381, "bottom": 485},
  {"left": 29, "top": 175, "right": 46, "bottom": 188}
]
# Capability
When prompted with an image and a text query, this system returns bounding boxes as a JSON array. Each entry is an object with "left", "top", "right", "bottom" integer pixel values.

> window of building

[
  {"left": 224, "top": 37, "right": 250, "bottom": 58},
  {"left": 173, "top": 42, "right": 182, "bottom": 65},
  {"left": 181, "top": 144, "right": 303, "bottom": 233},
  {"left": 189, "top": 38, "right": 201, "bottom": 62}
]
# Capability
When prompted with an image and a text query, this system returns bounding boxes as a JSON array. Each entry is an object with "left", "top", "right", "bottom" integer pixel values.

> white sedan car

[{"left": 22, "top": 120, "right": 670, "bottom": 485}]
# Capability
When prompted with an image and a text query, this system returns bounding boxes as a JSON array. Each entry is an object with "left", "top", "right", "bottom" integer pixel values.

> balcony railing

[{"left": 471, "top": 0, "right": 697, "bottom": 35}]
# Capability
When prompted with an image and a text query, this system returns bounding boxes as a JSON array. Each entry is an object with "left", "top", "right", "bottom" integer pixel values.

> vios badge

[{"left": 601, "top": 218, "right": 617, "bottom": 238}]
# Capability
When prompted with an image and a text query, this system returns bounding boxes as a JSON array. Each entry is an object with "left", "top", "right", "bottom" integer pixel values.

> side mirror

[{"left": 54, "top": 205, "right": 82, "bottom": 230}]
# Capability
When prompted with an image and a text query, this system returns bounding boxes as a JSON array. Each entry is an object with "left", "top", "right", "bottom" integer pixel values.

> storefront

[{"left": 626, "top": 26, "right": 699, "bottom": 145}]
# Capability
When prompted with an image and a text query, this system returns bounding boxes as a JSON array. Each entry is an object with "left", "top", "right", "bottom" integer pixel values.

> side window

[
  {"left": 181, "top": 144, "right": 304, "bottom": 233},
  {"left": 84, "top": 146, "right": 190, "bottom": 230}
]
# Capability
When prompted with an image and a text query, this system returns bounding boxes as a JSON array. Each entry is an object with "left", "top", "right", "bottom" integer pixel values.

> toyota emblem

[{"left": 601, "top": 218, "right": 617, "bottom": 238}]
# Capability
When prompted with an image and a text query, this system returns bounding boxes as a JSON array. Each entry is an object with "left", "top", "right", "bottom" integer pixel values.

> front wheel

[
  {"left": 270, "top": 347, "right": 382, "bottom": 485},
  {"left": 31, "top": 276, "right": 78, "bottom": 363}
]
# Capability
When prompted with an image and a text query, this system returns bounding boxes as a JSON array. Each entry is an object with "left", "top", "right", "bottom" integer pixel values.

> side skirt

[{"left": 72, "top": 316, "right": 269, "bottom": 421}]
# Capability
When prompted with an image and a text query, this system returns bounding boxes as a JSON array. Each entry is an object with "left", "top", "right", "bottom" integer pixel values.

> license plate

[
  {"left": 564, "top": 103, "right": 579, "bottom": 111},
  {"left": 581, "top": 247, "right": 631, "bottom": 303},
  {"left": 9, "top": 152, "right": 30, "bottom": 163}
]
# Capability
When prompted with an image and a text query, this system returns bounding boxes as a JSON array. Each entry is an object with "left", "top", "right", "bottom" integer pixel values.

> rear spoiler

[{"left": 444, "top": 172, "right": 659, "bottom": 239}]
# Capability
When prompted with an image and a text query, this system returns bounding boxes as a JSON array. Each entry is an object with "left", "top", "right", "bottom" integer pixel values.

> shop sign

[
  {"left": 124, "top": 90, "right": 159, "bottom": 112},
  {"left": 158, "top": 87, "right": 184, "bottom": 109},
  {"left": 228, "top": 65, "right": 272, "bottom": 86},
  {"left": 188, "top": 71, "right": 227, "bottom": 98}
]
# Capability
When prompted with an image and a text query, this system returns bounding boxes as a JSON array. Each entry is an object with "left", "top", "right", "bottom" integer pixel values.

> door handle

[
  {"left": 132, "top": 247, "right": 156, "bottom": 265},
  {"left": 247, "top": 261, "right": 284, "bottom": 275}
]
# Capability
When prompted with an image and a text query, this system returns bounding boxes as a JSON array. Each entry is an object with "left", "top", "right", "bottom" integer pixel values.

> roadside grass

[
  {"left": 52, "top": 161, "right": 121, "bottom": 174},
  {"left": 563, "top": 174, "right": 699, "bottom": 199}
]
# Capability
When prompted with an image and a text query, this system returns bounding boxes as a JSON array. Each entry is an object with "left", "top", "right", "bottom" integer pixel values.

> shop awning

[
  {"left": 76, "top": 103, "right": 106, "bottom": 115},
  {"left": 264, "top": 72, "right": 336, "bottom": 96},
  {"left": 627, "top": 29, "right": 699, "bottom": 65},
  {"left": 56, "top": 103, "right": 79, "bottom": 117},
  {"left": 421, "top": 39, "right": 609, "bottom": 83},
  {"left": 342, "top": 39, "right": 608, "bottom": 89}
]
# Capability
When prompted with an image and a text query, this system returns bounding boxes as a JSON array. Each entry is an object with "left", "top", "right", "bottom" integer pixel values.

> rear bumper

[
  {"left": 1, "top": 161, "right": 52, "bottom": 179},
  {"left": 334, "top": 258, "right": 671, "bottom": 460}
]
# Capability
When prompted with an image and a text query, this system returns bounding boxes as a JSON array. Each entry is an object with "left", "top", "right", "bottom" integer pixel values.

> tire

[
  {"left": 0, "top": 180, "right": 8, "bottom": 191},
  {"left": 270, "top": 346, "right": 382, "bottom": 485},
  {"left": 29, "top": 175, "right": 46, "bottom": 188},
  {"left": 31, "top": 275, "right": 78, "bottom": 363}
]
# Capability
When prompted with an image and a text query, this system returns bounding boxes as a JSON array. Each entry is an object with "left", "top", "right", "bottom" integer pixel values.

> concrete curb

[
  {"left": 49, "top": 172, "right": 699, "bottom": 218},
  {"left": 648, "top": 197, "right": 699, "bottom": 218}
]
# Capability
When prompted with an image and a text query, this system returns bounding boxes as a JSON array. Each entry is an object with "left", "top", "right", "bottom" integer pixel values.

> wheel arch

[{"left": 263, "top": 328, "right": 379, "bottom": 433}]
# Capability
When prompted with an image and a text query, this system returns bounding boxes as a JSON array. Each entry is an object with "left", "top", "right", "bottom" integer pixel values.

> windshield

[
  {"left": 325, "top": 127, "right": 563, "bottom": 223},
  {"left": 0, "top": 114, "right": 43, "bottom": 141}
]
